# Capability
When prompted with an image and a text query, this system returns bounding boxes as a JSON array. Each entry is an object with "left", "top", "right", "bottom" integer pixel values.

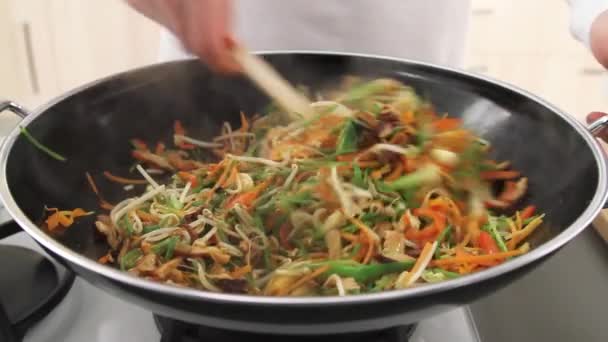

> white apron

[{"left": 159, "top": 0, "right": 471, "bottom": 68}]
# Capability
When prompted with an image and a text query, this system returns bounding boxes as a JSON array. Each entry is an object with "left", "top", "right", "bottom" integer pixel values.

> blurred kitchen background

[{"left": 2, "top": 0, "right": 607, "bottom": 120}]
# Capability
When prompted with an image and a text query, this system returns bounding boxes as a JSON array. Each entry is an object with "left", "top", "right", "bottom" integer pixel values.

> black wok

[{"left": 0, "top": 52, "right": 606, "bottom": 334}]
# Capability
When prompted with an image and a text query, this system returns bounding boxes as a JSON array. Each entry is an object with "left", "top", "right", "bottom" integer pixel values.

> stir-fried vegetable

[
  {"left": 45, "top": 207, "right": 93, "bottom": 232},
  {"left": 20, "top": 126, "right": 67, "bottom": 161},
  {"left": 89, "top": 77, "right": 545, "bottom": 296}
]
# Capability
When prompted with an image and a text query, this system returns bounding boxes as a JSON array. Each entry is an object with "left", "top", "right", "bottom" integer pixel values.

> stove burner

[
  {"left": 154, "top": 315, "right": 417, "bottom": 342},
  {"left": 0, "top": 239, "right": 75, "bottom": 342}
]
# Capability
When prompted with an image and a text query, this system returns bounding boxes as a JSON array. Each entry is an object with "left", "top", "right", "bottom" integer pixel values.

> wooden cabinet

[
  {"left": 0, "top": 0, "right": 160, "bottom": 108},
  {"left": 1, "top": 0, "right": 58, "bottom": 108},
  {"left": 465, "top": 0, "right": 608, "bottom": 121},
  {"left": 47, "top": 0, "right": 160, "bottom": 92}
]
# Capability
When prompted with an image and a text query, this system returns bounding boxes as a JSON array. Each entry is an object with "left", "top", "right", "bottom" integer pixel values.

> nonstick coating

[{"left": 1, "top": 52, "right": 605, "bottom": 334}]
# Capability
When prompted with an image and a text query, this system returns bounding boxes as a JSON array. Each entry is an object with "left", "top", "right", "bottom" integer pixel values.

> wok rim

[{"left": 1, "top": 50, "right": 606, "bottom": 307}]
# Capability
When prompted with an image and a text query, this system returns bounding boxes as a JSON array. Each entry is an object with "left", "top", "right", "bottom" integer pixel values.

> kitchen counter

[{"left": 471, "top": 227, "right": 608, "bottom": 341}]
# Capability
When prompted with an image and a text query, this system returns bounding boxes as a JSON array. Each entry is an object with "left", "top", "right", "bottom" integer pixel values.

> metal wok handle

[
  {"left": 588, "top": 115, "right": 608, "bottom": 136},
  {"left": 0, "top": 100, "right": 30, "bottom": 237},
  {"left": 0, "top": 101, "right": 29, "bottom": 119}
]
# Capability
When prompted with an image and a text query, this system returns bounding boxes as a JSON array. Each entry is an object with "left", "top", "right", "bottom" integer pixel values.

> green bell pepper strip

[
  {"left": 384, "top": 165, "right": 441, "bottom": 191},
  {"left": 120, "top": 248, "right": 143, "bottom": 270},
  {"left": 336, "top": 120, "right": 358, "bottom": 155},
  {"left": 312, "top": 260, "right": 415, "bottom": 283}
]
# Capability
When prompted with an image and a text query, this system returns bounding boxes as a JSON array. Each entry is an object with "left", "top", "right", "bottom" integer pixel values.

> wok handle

[
  {"left": 0, "top": 100, "right": 30, "bottom": 236},
  {"left": 588, "top": 115, "right": 608, "bottom": 135}
]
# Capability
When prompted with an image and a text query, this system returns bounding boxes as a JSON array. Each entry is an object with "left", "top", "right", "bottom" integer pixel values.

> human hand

[
  {"left": 587, "top": 111, "right": 608, "bottom": 142},
  {"left": 126, "top": 0, "right": 241, "bottom": 73}
]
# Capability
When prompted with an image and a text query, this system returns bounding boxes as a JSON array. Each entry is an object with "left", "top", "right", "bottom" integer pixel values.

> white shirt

[
  {"left": 568, "top": 0, "right": 608, "bottom": 47},
  {"left": 159, "top": 0, "right": 471, "bottom": 67},
  {"left": 158, "top": 1, "right": 608, "bottom": 66}
]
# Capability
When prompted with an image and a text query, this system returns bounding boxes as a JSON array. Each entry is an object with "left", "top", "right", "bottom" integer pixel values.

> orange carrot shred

[{"left": 103, "top": 171, "right": 148, "bottom": 185}]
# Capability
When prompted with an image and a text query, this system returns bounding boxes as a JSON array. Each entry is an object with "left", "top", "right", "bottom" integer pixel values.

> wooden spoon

[{"left": 232, "top": 46, "right": 313, "bottom": 120}]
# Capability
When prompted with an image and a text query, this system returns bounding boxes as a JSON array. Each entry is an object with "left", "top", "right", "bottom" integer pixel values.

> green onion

[
  {"left": 336, "top": 120, "right": 358, "bottom": 155},
  {"left": 20, "top": 126, "right": 67, "bottom": 162},
  {"left": 120, "top": 248, "right": 143, "bottom": 270}
]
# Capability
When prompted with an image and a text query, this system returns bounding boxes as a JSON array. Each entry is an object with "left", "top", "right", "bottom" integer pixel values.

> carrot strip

[
  {"left": 431, "top": 249, "right": 524, "bottom": 266},
  {"left": 520, "top": 205, "right": 536, "bottom": 221},
  {"left": 370, "top": 164, "right": 391, "bottom": 180},
  {"left": 103, "top": 171, "right": 148, "bottom": 185},
  {"left": 86, "top": 172, "right": 101, "bottom": 196},
  {"left": 177, "top": 171, "right": 199, "bottom": 188},
  {"left": 230, "top": 264, "right": 252, "bottom": 278},
  {"left": 86, "top": 172, "right": 114, "bottom": 210},
  {"left": 222, "top": 166, "right": 239, "bottom": 188},
  {"left": 507, "top": 215, "right": 544, "bottom": 249},
  {"left": 480, "top": 170, "right": 520, "bottom": 180},
  {"left": 340, "top": 232, "right": 359, "bottom": 242},
  {"left": 136, "top": 210, "right": 160, "bottom": 223},
  {"left": 432, "top": 118, "right": 461, "bottom": 132},
  {"left": 239, "top": 112, "right": 249, "bottom": 133},
  {"left": 384, "top": 162, "right": 404, "bottom": 181}
]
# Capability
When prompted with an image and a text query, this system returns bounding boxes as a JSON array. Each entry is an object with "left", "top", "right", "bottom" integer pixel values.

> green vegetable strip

[
  {"left": 152, "top": 236, "right": 180, "bottom": 259},
  {"left": 434, "top": 225, "right": 452, "bottom": 258},
  {"left": 142, "top": 224, "right": 160, "bottom": 234},
  {"left": 164, "top": 237, "right": 178, "bottom": 259},
  {"left": 343, "top": 80, "right": 388, "bottom": 103},
  {"left": 428, "top": 268, "right": 460, "bottom": 279},
  {"left": 20, "top": 126, "right": 67, "bottom": 162},
  {"left": 120, "top": 248, "right": 143, "bottom": 270},
  {"left": 122, "top": 216, "right": 134, "bottom": 236},
  {"left": 336, "top": 120, "right": 357, "bottom": 155},
  {"left": 385, "top": 166, "right": 440, "bottom": 191},
  {"left": 314, "top": 260, "right": 415, "bottom": 283},
  {"left": 352, "top": 164, "right": 365, "bottom": 188},
  {"left": 483, "top": 219, "right": 508, "bottom": 252}
]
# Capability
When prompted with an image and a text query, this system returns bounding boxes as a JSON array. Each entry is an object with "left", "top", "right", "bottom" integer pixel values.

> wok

[{"left": 0, "top": 52, "right": 606, "bottom": 335}]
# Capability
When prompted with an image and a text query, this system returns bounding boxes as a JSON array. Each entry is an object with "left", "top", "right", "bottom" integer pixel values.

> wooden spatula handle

[{"left": 232, "top": 47, "right": 312, "bottom": 120}]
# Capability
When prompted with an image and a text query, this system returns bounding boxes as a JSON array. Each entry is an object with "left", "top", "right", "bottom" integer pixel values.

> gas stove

[{"left": 0, "top": 231, "right": 481, "bottom": 342}]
